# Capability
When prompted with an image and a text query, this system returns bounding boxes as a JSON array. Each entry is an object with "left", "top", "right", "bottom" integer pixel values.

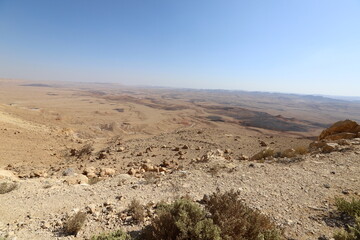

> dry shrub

[
  {"left": 91, "top": 229, "right": 132, "bottom": 240},
  {"left": 64, "top": 211, "right": 87, "bottom": 236},
  {"left": 251, "top": 148, "right": 275, "bottom": 160},
  {"left": 0, "top": 182, "right": 17, "bottom": 194},
  {"left": 100, "top": 122, "right": 116, "bottom": 131},
  {"left": 128, "top": 199, "right": 145, "bottom": 223},
  {"left": 294, "top": 146, "right": 308, "bottom": 155},
  {"left": 142, "top": 198, "right": 221, "bottom": 240},
  {"left": 70, "top": 144, "right": 94, "bottom": 158},
  {"left": 205, "top": 190, "right": 283, "bottom": 240}
]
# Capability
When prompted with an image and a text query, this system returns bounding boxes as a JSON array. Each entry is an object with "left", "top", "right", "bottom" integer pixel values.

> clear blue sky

[{"left": 0, "top": 0, "right": 359, "bottom": 96}]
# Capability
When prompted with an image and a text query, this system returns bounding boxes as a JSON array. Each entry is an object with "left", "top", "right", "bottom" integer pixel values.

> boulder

[
  {"left": 324, "top": 132, "right": 357, "bottom": 141},
  {"left": 319, "top": 120, "right": 359, "bottom": 140},
  {"left": 0, "top": 169, "right": 18, "bottom": 180},
  {"left": 309, "top": 141, "right": 339, "bottom": 153},
  {"left": 99, "top": 168, "right": 116, "bottom": 177},
  {"left": 64, "top": 174, "right": 89, "bottom": 184}
]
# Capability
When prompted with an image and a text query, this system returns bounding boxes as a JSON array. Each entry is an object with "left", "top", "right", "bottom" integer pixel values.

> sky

[{"left": 0, "top": 0, "right": 360, "bottom": 96}]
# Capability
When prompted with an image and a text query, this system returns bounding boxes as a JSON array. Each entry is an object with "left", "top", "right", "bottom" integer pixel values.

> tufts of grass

[
  {"left": 0, "top": 182, "right": 18, "bottom": 194},
  {"left": 91, "top": 229, "right": 133, "bottom": 240},
  {"left": 64, "top": 211, "right": 87, "bottom": 236}
]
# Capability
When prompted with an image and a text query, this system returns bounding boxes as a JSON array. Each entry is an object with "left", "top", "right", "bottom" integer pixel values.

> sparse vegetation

[
  {"left": 334, "top": 216, "right": 360, "bottom": 240},
  {"left": 64, "top": 211, "right": 87, "bottom": 236},
  {"left": 251, "top": 148, "right": 275, "bottom": 160},
  {"left": 88, "top": 177, "right": 103, "bottom": 185},
  {"left": 335, "top": 198, "right": 360, "bottom": 218},
  {"left": 142, "top": 198, "right": 221, "bottom": 240},
  {"left": 333, "top": 198, "right": 360, "bottom": 240},
  {"left": 128, "top": 199, "right": 145, "bottom": 223},
  {"left": 70, "top": 144, "right": 94, "bottom": 159},
  {"left": 91, "top": 229, "right": 132, "bottom": 240},
  {"left": 205, "top": 190, "right": 283, "bottom": 240},
  {"left": 0, "top": 182, "right": 17, "bottom": 194}
]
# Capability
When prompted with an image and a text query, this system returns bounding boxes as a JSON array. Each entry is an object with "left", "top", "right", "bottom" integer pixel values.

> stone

[
  {"left": 62, "top": 168, "right": 75, "bottom": 176},
  {"left": 319, "top": 120, "right": 359, "bottom": 140},
  {"left": 0, "top": 169, "right": 18, "bottom": 180},
  {"left": 324, "top": 132, "right": 357, "bottom": 141},
  {"left": 100, "top": 168, "right": 116, "bottom": 177},
  {"left": 259, "top": 141, "right": 267, "bottom": 147},
  {"left": 128, "top": 168, "right": 137, "bottom": 175},
  {"left": 64, "top": 174, "right": 89, "bottom": 184}
]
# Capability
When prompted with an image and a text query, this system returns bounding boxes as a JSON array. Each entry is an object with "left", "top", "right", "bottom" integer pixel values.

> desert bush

[
  {"left": 142, "top": 198, "right": 221, "bottom": 240},
  {"left": 294, "top": 146, "right": 308, "bottom": 155},
  {"left": 91, "top": 229, "right": 133, "bottom": 240},
  {"left": 334, "top": 215, "right": 360, "bottom": 240},
  {"left": 205, "top": 190, "right": 283, "bottom": 240},
  {"left": 251, "top": 148, "right": 275, "bottom": 160},
  {"left": 64, "top": 211, "right": 87, "bottom": 236},
  {"left": 335, "top": 198, "right": 360, "bottom": 218},
  {"left": 76, "top": 144, "right": 94, "bottom": 158},
  {"left": 0, "top": 182, "right": 17, "bottom": 194},
  {"left": 128, "top": 199, "right": 145, "bottom": 223}
]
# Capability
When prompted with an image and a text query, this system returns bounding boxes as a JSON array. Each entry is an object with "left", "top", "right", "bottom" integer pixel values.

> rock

[
  {"left": 0, "top": 169, "right": 18, "bottom": 180},
  {"left": 224, "top": 148, "right": 232, "bottom": 154},
  {"left": 259, "top": 141, "right": 267, "bottom": 147},
  {"left": 100, "top": 168, "right": 116, "bottom": 177},
  {"left": 62, "top": 168, "right": 75, "bottom": 176},
  {"left": 64, "top": 174, "right": 89, "bottom": 184},
  {"left": 323, "top": 183, "right": 330, "bottom": 189},
  {"left": 319, "top": 120, "right": 359, "bottom": 140},
  {"left": 32, "top": 169, "right": 48, "bottom": 178},
  {"left": 182, "top": 145, "right": 189, "bottom": 149},
  {"left": 324, "top": 132, "right": 357, "bottom": 141},
  {"left": 128, "top": 168, "right": 137, "bottom": 175},
  {"left": 83, "top": 166, "right": 96, "bottom": 175},
  {"left": 142, "top": 163, "right": 155, "bottom": 172},
  {"left": 238, "top": 154, "right": 249, "bottom": 160},
  {"left": 117, "top": 146, "right": 125, "bottom": 152},
  {"left": 309, "top": 141, "right": 339, "bottom": 153}
]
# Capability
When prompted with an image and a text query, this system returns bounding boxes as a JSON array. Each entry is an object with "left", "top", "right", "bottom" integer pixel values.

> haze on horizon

[{"left": 0, "top": 0, "right": 359, "bottom": 97}]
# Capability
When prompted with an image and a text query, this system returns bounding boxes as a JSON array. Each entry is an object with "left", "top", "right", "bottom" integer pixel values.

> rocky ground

[{"left": 1, "top": 131, "right": 360, "bottom": 240}]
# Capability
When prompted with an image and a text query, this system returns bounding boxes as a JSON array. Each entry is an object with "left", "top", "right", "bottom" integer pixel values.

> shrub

[
  {"left": 334, "top": 198, "right": 360, "bottom": 240},
  {"left": 334, "top": 215, "right": 360, "bottom": 240},
  {"left": 64, "top": 211, "right": 87, "bottom": 236},
  {"left": 294, "top": 146, "right": 308, "bottom": 155},
  {"left": 142, "top": 198, "right": 221, "bottom": 240},
  {"left": 91, "top": 229, "right": 132, "bottom": 240},
  {"left": 205, "top": 190, "right": 283, "bottom": 240},
  {"left": 335, "top": 198, "right": 360, "bottom": 218},
  {"left": 0, "top": 182, "right": 17, "bottom": 194},
  {"left": 251, "top": 148, "right": 275, "bottom": 160},
  {"left": 128, "top": 199, "right": 145, "bottom": 223}
]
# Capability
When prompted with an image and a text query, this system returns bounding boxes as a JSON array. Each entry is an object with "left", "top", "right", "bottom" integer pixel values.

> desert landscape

[{"left": 0, "top": 78, "right": 359, "bottom": 240}]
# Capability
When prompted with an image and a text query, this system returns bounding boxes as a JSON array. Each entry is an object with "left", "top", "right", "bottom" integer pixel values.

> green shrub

[
  {"left": 64, "top": 211, "right": 87, "bottom": 236},
  {"left": 91, "top": 229, "right": 132, "bottom": 240},
  {"left": 205, "top": 190, "right": 283, "bottom": 240},
  {"left": 334, "top": 215, "right": 360, "bottom": 240},
  {"left": 335, "top": 198, "right": 360, "bottom": 218},
  {"left": 142, "top": 198, "right": 221, "bottom": 240},
  {"left": 0, "top": 182, "right": 17, "bottom": 194},
  {"left": 334, "top": 198, "right": 360, "bottom": 240}
]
